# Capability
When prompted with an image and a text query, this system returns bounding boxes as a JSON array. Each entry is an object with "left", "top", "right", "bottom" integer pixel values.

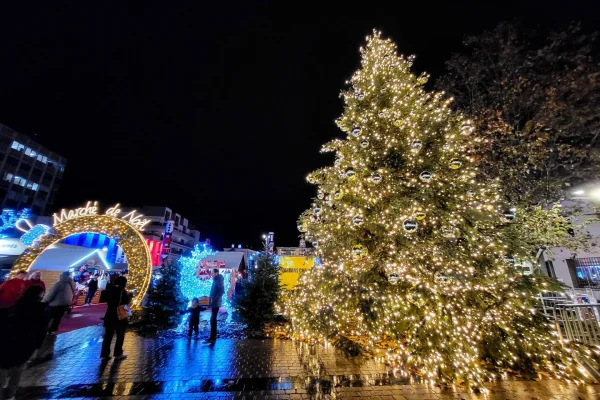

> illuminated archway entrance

[{"left": 12, "top": 204, "right": 153, "bottom": 309}]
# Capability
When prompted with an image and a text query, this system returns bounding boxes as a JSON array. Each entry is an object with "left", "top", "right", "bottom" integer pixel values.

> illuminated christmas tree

[
  {"left": 179, "top": 244, "right": 217, "bottom": 303},
  {"left": 285, "top": 31, "right": 584, "bottom": 386}
]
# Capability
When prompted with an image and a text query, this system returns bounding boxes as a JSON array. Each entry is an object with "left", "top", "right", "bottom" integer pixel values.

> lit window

[
  {"left": 11, "top": 141, "right": 20, "bottom": 150},
  {"left": 3, "top": 173, "right": 13, "bottom": 181},
  {"left": 25, "top": 148, "right": 31, "bottom": 156},
  {"left": 32, "top": 183, "right": 38, "bottom": 191},
  {"left": 42, "top": 156, "right": 47, "bottom": 163},
  {"left": 14, "top": 177, "right": 26, "bottom": 186}
]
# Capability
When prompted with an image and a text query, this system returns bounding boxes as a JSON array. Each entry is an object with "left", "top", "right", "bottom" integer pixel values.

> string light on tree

[{"left": 284, "top": 31, "right": 586, "bottom": 387}]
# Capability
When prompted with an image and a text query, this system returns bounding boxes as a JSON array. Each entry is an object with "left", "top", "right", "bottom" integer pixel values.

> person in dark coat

[
  {"left": 183, "top": 298, "right": 204, "bottom": 339},
  {"left": 0, "top": 285, "right": 46, "bottom": 399},
  {"left": 100, "top": 276, "right": 131, "bottom": 360},
  {"left": 84, "top": 274, "right": 99, "bottom": 306},
  {"left": 205, "top": 268, "right": 224, "bottom": 343}
]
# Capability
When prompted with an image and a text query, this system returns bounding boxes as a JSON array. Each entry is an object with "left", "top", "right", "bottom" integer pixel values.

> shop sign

[
  {"left": 267, "top": 232, "right": 274, "bottom": 254},
  {"left": 52, "top": 202, "right": 151, "bottom": 231},
  {"left": 0, "top": 238, "right": 27, "bottom": 255},
  {"left": 201, "top": 260, "right": 226, "bottom": 268}
]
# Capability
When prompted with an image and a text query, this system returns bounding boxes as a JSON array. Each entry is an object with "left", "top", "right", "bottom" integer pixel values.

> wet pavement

[{"left": 12, "top": 325, "right": 600, "bottom": 399}]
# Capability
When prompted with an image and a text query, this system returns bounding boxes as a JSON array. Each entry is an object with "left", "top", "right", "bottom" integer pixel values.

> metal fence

[
  {"left": 552, "top": 303, "right": 600, "bottom": 345},
  {"left": 538, "top": 289, "right": 600, "bottom": 346}
]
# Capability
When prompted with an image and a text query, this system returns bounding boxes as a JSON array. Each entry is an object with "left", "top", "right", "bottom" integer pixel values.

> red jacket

[{"left": 0, "top": 278, "right": 26, "bottom": 308}]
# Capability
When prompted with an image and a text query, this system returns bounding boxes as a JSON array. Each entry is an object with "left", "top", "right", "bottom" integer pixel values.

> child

[{"left": 185, "top": 298, "right": 204, "bottom": 338}]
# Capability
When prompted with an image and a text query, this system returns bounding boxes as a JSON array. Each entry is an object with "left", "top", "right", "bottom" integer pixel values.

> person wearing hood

[
  {"left": 0, "top": 285, "right": 46, "bottom": 399},
  {"left": 205, "top": 268, "right": 224, "bottom": 343},
  {"left": 43, "top": 271, "right": 75, "bottom": 334},
  {"left": 26, "top": 271, "right": 46, "bottom": 295}
]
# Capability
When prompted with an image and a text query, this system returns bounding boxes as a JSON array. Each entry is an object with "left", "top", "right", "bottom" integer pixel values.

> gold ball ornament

[
  {"left": 351, "top": 244, "right": 368, "bottom": 259},
  {"left": 449, "top": 159, "right": 462, "bottom": 169}
]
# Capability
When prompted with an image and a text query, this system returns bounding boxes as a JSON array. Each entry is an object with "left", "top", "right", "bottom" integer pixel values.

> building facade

[
  {"left": 0, "top": 123, "right": 66, "bottom": 215},
  {"left": 540, "top": 195, "right": 600, "bottom": 292},
  {"left": 114, "top": 206, "right": 201, "bottom": 266}
]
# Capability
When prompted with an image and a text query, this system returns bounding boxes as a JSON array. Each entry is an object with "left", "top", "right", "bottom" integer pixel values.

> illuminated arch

[{"left": 12, "top": 215, "right": 152, "bottom": 309}]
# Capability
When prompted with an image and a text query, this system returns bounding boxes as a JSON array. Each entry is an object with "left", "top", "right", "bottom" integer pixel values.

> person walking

[
  {"left": 205, "top": 268, "right": 224, "bottom": 343},
  {"left": 43, "top": 271, "right": 75, "bottom": 334},
  {"left": 84, "top": 274, "right": 99, "bottom": 306},
  {"left": 0, "top": 285, "right": 47, "bottom": 400},
  {"left": 100, "top": 276, "right": 131, "bottom": 360},
  {"left": 26, "top": 271, "right": 46, "bottom": 294}
]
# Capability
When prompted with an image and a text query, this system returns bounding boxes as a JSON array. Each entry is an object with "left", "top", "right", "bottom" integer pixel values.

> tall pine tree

[
  {"left": 237, "top": 248, "right": 281, "bottom": 330},
  {"left": 144, "top": 258, "right": 188, "bottom": 330},
  {"left": 284, "top": 31, "right": 583, "bottom": 385}
]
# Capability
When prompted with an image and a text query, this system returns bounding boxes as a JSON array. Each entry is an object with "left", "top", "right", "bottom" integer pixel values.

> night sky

[{"left": 0, "top": 1, "right": 598, "bottom": 250}]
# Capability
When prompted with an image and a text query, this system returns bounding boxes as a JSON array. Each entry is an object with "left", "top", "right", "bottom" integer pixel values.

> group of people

[
  {"left": 0, "top": 270, "right": 68, "bottom": 400},
  {"left": 0, "top": 269, "right": 132, "bottom": 399},
  {"left": 0, "top": 266, "right": 225, "bottom": 399}
]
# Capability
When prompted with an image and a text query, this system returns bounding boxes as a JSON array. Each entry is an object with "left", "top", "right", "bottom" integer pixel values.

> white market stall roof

[
  {"left": 200, "top": 252, "right": 245, "bottom": 271},
  {"left": 29, "top": 243, "right": 110, "bottom": 271}
]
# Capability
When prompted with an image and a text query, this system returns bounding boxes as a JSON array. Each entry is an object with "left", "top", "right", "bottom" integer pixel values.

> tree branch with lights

[{"left": 283, "top": 31, "right": 591, "bottom": 387}]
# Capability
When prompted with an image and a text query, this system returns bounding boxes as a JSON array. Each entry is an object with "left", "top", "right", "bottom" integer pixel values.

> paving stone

[{"left": 8, "top": 326, "right": 600, "bottom": 399}]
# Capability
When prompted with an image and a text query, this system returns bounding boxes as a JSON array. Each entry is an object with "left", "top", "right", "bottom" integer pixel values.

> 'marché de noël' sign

[{"left": 52, "top": 201, "right": 151, "bottom": 231}]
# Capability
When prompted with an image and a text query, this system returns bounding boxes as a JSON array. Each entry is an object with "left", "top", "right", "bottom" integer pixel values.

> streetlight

[{"left": 262, "top": 234, "right": 268, "bottom": 250}]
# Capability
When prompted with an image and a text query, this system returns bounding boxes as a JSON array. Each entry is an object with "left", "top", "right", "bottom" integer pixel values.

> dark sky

[{"left": 0, "top": 1, "right": 598, "bottom": 249}]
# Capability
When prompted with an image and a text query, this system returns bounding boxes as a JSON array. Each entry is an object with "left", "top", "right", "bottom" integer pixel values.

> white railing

[
  {"left": 552, "top": 304, "right": 600, "bottom": 345},
  {"left": 538, "top": 289, "right": 600, "bottom": 346}
]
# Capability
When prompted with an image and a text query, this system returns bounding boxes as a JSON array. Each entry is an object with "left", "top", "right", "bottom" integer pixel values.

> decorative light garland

[
  {"left": 179, "top": 244, "right": 218, "bottom": 302},
  {"left": 284, "top": 31, "right": 587, "bottom": 386},
  {"left": 12, "top": 215, "right": 152, "bottom": 309}
]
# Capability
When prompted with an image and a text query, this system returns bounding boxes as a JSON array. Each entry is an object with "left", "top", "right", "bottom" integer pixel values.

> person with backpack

[
  {"left": 100, "top": 276, "right": 131, "bottom": 360},
  {"left": 43, "top": 271, "right": 75, "bottom": 334}
]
